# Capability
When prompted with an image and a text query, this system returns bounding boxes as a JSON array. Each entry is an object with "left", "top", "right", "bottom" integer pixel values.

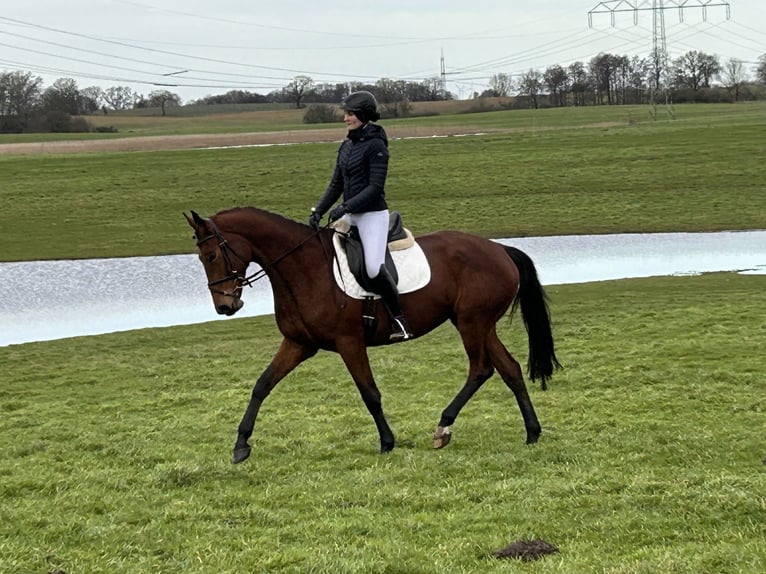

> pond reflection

[{"left": 1, "top": 231, "right": 764, "bottom": 347}]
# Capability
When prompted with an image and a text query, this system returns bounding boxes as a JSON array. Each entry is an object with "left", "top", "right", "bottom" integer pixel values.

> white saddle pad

[{"left": 331, "top": 232, "right": 431, "bottom": 299}]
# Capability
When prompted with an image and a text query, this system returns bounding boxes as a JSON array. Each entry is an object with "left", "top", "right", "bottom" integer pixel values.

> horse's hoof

[
  {"left": 232, "top": 446, "right": 251, "bottom": 464},
  {"left": 433, "top": 426, "right": 452, "bottom": 449},
  {"left": 526, "top": 429, "right": 541, "bottom": 444},
  {"left": 380, "top": 441, "right": 395, "bottom": 454}
]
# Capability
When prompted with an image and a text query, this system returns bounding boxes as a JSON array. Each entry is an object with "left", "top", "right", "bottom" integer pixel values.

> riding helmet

[{"left": 342, "top": 90, "right": 380, "bottom": 123}]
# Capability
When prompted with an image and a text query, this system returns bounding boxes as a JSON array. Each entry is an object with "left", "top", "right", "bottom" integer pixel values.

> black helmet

[{"left": 342, "top": 91, "right": 380, "bottom": 123}]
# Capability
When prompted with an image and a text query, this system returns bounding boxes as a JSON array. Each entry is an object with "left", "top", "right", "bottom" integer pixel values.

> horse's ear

[{"left": 184, "top": 210, "right": 206, "bottom": 229}]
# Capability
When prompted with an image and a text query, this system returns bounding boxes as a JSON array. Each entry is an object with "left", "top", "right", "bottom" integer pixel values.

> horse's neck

[
  {"left": 218, "top": 209, "right": 300, "bottom": 263},
  {"left": 219, "top": 209, "right": 326, "bottom": 287}
]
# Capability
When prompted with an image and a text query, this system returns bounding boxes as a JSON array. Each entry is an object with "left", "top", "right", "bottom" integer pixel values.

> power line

[{"left": 588, "top": 0, "right": 732, "bottom": 119}]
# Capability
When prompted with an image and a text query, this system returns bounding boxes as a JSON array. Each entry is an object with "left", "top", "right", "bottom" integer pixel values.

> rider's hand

[
  {"left": 329, "top": 205, "right": 347, "bottom": 222},
  {"left": 308, "top": 208, "right": 322, "bottom": 230}
]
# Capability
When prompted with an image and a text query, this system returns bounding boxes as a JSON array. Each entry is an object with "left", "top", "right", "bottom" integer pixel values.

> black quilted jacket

[{"left": 316, "top": 123, "right": 389, "bottom": 215}]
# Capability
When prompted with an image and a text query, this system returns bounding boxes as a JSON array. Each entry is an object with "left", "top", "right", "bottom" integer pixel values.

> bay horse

[{"left": 185, "top": 207, "right": 560, "bottom": 464}]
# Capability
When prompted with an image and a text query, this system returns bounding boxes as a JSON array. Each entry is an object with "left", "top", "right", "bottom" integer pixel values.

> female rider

[{"left": 309, "top": 90, "right": 412, "bottom": 341}]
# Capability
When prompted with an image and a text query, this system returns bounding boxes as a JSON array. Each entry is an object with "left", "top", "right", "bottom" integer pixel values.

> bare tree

[
  {"left": 756, "top": 54, "right": 766, "bottom": 85},
  {"left": 311, "top": 82, "right": 347, "bottom": 104},
  {"left": 374, "top": 78, "right": 411, "bottom": 117},
  {"left": 415, "top": 77, "right": 445, "bottom": 101},
  {"left": 721, "top": 59, "right": 748, "bottom": 101},
  {"left": 80, "top": 86, "right": 103, "bottom": 114},
  {"left": 673, "top": 50, "right": 721, "bottom": 91},
  {"left": 699, "top": 53, "right": 721, "bottom": 88},
  {"left": 543, "top": 65, "right": 569, "bottom": 107},
  {"left": 589, "top": 53, "right": 619, "bottom": 105},
  {"left": 0, "top": 70, "right": 42, "bottom": 118},
  {"left": 42, "top": 77, "right": 80, "bottom": 115},
  {"left": 147, "top": 90, "right": 181, "bottom": 116},
  {"left": 285, "top": 75, "right": 314, "bottom": 108},
  {"left": 611, "top": 55, "right": 632, "bottom": 104},
  {"left": 518, "top": 69, "right": 543, "bottom": 109},
  {"left": 568, "top": 61, "right": 589, "bottom": 106},
  {"left": 627, "top": 56, "right": 651, "bottom": 104},
  {"left": 488, "top": 73, "right": 513, "bottom": 97},
  {"left": 103, "top": 86, "right": 137, "bottom": 110}
]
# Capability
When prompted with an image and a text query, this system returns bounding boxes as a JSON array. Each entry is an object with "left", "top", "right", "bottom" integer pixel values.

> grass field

[
  {"left": 1, "top": 273, "right": 764, "bottom": 573},
  {"left": 1, "top": 100, "right": 763, "bottom": 142},
  {"left": 1, "top": 103, "right": 764, "bottom": 572},
  {"left": 1, "top": 102, "right": 765, "bottom": 261}
]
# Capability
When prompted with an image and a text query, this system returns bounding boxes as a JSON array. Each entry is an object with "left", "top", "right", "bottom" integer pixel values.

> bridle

[{"left": 195, "top": 217, "right": 327, "bottom": 296}]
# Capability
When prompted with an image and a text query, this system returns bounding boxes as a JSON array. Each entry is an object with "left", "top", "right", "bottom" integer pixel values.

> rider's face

[{"left": 344, "top": 111, "right": 363, "bottom": 130}]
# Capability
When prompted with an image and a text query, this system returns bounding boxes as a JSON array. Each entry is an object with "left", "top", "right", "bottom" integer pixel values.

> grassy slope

[
  {"left": 1, "top": 273, "right": 764, "bottom": 573},
  {"left": 1, "top": 103, "right": 765, "bottom": 261}
]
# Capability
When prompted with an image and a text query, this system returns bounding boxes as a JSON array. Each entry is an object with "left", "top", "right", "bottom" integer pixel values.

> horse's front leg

[
  {"left": 337, "top": 337, "right": 395, "bottom": 453},
  {"left": 233, "top": 338, "right": 317, "bottom": 464}
]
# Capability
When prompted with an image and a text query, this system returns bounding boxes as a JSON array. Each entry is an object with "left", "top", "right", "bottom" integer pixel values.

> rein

[{"left": 196, "top": 217, "right": 328, "bottom": 294}]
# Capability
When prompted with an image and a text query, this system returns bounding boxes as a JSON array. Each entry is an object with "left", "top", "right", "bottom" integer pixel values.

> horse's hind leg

[
  {"left": 233, "top": 338, "right": 317, "bottom": 464},
  {"left": 486, "top": 330, "right": 541, "bottom": 444},
  {"left": 434, "top": 324, "right": 495, "bottom": 448}
]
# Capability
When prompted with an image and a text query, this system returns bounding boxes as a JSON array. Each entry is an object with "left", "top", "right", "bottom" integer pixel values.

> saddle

[{"left": 333, "top": 211, "right": 414, "bottom": 293}]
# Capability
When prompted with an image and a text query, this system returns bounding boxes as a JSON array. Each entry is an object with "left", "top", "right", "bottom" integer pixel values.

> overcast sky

[{"left": 2, "top": 0, "right": 764, "bottom": 102}]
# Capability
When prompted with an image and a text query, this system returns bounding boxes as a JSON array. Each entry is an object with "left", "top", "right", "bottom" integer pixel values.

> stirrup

[{"left": 390, "top": 316, "right": 413, "bottom": 341}]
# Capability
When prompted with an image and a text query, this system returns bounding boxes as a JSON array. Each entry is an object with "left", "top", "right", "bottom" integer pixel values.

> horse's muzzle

[{"left": 216, "top": 297, "right": 244, "bottom": 316}]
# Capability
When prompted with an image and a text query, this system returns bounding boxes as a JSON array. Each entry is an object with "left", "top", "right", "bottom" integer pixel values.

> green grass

[
  {"left": 1, "top": 273, "right": 764, "bottom": 573},
  {"left": 1, "top": 101, "right": 762, "bottom": 143},
  {"left": 1, "top": 102, "right": 765, "bottom": 261},
  {"left": 1, "top": 103, "right": 764, "bottom": 572}
]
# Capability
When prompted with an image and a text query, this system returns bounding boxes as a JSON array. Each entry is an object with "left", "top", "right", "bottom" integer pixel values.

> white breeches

[{"left": 340, "top": 209, "right": 390, "bottom": 278}]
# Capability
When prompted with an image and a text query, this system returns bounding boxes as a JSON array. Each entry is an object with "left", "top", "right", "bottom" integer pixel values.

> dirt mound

[{"left": 492, "top": 538, "right": 559, "bottom": 561}]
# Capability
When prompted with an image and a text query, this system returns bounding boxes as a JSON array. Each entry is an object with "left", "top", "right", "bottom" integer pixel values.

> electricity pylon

[
  {"left": 588, "top": 1, "right": 731, "bottom": 120},
  {"left": 440, "top": 49, "right": 447, "bottom": 99}
]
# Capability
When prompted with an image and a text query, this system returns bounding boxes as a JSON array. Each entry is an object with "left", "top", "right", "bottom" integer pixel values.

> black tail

[{"left": 505, "top": 245, "right": 561, "bottom": 389}]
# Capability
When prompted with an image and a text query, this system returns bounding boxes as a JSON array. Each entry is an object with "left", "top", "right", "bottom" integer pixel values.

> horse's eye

[{"left": 200, "top": 252, "right": 217, "bottom": 264}]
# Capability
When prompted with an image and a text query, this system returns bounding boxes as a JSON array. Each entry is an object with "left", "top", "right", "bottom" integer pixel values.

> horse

[{"left": 185, "top": 207, "right": 560, "bottom": 464}]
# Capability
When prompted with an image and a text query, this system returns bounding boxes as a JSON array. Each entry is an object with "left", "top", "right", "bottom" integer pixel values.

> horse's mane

[{"left": 214, "top": 206, "right": 305, "bottom": 230}]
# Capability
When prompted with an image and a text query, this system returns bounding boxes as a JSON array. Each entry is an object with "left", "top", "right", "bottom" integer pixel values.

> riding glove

[
  {"left": 329, "top": 204, "right": 347, "bottom": 222},
  {"left": 308, "top": 208, "right": 322, "bottom": 230}
]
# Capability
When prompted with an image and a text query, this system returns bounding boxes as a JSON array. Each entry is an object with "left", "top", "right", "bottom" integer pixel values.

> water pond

[{"left": 1, "top": 230, "right": 764, "bottom": 347}]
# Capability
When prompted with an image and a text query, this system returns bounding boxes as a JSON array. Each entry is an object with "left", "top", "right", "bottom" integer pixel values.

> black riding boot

[{"left": 370, "top": 265, "right": 413, "bottom": 341}]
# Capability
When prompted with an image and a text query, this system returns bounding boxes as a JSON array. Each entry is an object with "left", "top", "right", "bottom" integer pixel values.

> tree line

[
  {"left": 498, "top": 50, "right": 765, "bottom": 109},
  {"left": 2, "top": 50, "right": 766, "bottom": 133},
  {"left": 0, "top": 72, "right": 183, "bottom": 133}
]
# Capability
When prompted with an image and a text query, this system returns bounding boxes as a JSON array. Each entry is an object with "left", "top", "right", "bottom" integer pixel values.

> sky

[{"left": 1, "top": 0, "right": 764, "bottom": 103}]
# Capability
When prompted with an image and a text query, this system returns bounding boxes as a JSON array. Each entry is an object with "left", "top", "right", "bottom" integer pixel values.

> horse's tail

[{"left": 504, "top": 245, "right": 561, "bottom": 390}]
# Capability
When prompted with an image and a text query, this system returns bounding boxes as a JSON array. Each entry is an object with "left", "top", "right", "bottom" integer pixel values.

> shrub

[
  {"left": 303, "top": 104, "right": 341, "bottom": 124},
  {"left": 25, "top": 111, "right": 92, "bottom": 133},
  {"left": 380, "top": 100, "right": 412, "bottom": 119},
  {"left": 0, "top": 115, "right": 25, "bottom": 133}
]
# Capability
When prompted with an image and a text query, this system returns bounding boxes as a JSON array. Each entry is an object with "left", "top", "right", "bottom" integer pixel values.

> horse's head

[{"left": 185, "top": 210, "right": 249, "bottom": 316}]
